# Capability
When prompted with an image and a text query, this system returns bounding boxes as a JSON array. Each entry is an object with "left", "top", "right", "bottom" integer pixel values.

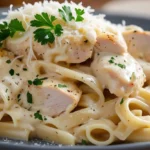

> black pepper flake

[
  {"left": 84, "top": 40, "right": 88, "bottom": 43},
  {"left": 17, "top": 93, "right": 21, "bottom": 102},
  {"left": 23, "top": 68, "right": 27, "bottom": 71},
  {"left": 16, "top": 73, "right": 20, "bottom": 76}
]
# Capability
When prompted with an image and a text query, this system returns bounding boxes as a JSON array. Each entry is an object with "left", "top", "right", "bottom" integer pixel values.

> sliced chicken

[
  {"left": 20, "top": 78, "right": 82, "bottom": 117},
  {"left": 5, "top": 38, "right": 50, "bottom": 59},
  {"left": 61, "top": 36, "right": 93, "bottom": 63},
  {"left": 5, "top": 35, "right": 94, "bottom": 64},
  {"left": 91, "top": 52, "right": 145, "bottom": 97},
  {"left": 123, "top": 30, "right": 150, "bottom": 62},
  {"left": 94, "top": 32, "right": 127, "bottom": 54},
  {"left": 137, "top": 59, "right": 150, "bottom": 82}
]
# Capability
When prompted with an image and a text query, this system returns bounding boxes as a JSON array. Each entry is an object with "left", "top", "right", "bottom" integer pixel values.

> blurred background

[
  {"left": 0, "top": 0, "right": 150, "bottom": 19},
  {"left": 0, "top": 0, "right": 150, "bottom": 30}
]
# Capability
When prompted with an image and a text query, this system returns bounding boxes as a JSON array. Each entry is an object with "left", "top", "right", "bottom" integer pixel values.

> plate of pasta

[{"left": 0, "top": 1, "right": 150, "bottom": 150}]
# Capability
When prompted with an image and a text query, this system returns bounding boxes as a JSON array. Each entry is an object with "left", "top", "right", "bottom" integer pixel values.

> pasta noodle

[{"left": 0, "top": 0, "right": 149, "bottom": 146}]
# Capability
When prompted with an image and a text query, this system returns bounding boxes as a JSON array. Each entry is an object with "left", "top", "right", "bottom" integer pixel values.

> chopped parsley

[
  {"left": 27, "top": 91, "right": 33, "bottom": 104},
  {"left": 28, "top": 80, "right": 33, "bottom": 85},
  {"left": 6, "top": 60, "right": 11, "bottom": 64},
  {"left": 75, "top": 8, "right": 85, "bottom": 22},
  {"left": 120, "top": 98, "right": 124, "bottom": 104},
  {"left": 9, "top": 69, "right": 14, "bottom": 76},
  {"left": 30, "top": 12, "right": 63, "bottom": 45},
  {"left": 59, "top": 6, "right": 74, "bottom": 22},
  {"left": 118, "top": 63, "right": 126, "bottom": 69},
  {"left": 130, "top": 72, "right": 136, "bottom": 80},
  {"left": 5, "top": 89, "right": 8, "bottom": 93},
  {"left": 108, "top": 56, "right": 126, "bottom": 69},
  {"left": 81, "top": 139, "right": 88, "bottom": 145},
  {"left": 0, "top": 19, "right": 25, "bottom": 46},
  {"left": 59, "top": 6, "right": 85, "bottom": 22},
  {"left": 17, "top": 93, "right": 21, "bottom": 102},
  {"left": 58, "top": 84, "right": 67, "bottom": 88},
  {"left": 108, "top": 59, "right": 114, "bottom": 64},
  {"left": 28, "top": 77, "right": 48, "bottom": 86},
  {"left": 34, "top": 110, "right": 43, "bottom": 121}
]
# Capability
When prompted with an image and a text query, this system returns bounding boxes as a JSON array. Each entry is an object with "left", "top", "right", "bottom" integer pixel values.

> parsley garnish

[
  {"left": 108, "top": 56, "right": 126, "bottom": 69},
  {"left": 28, "top": 77, "right": 48, "bottom": 86},
  {"left": 8, "top": 19, "right": 25, "bottom": 37},
  {"left": 59, "top": 6, "right": 74, "bottom": 22},
  {"left": 28, "top": 80, "right": 33, "bottom": 85},
  {"left": 0, "top": 19, "right": 25, "bottom": 46},
  {"left": 58, "top": 84, "right": 67, "bottom": 88},
  {"left": 130, "top": 72, "right": 136, "bottom": 80},
  {"left": 118, "top": 64, "right": 126, "bottom": 69},
  {"left": 34, "top": 110, "right": 43, "bottom": 121},
  {"left": 6, "top": 60, "right": 11, "bottom": 64},
  {"left": 108, "top": 59, "right": 114, "bottom": 64},
  {"left": 9, "top": 69, "right": 14, "bottom": 76},
  {"left": 59, "top": 6, "right": 85, "bottom": 22},
  {"left": 27, "top": 91, "right": 33, "bottom": 104},
  {"left": 75, "top": 8, "right": 85, "bottom": 22},
  {"left": 81, "top": 139, "right": 88, "bottom": 145},
  {"left": 120, "top": 98, "right": 124, "bottom": 104},
  {"left": 30, "top": 12, "right": 63, "bottom": 45},
  {"left": 5, "top": 89, "right": 8, "bottom": 93}
]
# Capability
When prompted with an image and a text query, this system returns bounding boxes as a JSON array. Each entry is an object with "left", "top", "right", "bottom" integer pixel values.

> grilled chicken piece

[
  {"left": 94, "top": 32, "right": 127, "bottom": 54},
  {"left": 137, "top": 59, "right": 150, "bottom": 82},
  {"left": 5, "top": 35, "right": 94, "bottom": 63},
  {"left": 5, "top": 38, "right": 50, "bottom": 59},
  {"left": 5, "top": 30, "right": 127, "bottom": 64},
  {"left": 123, "top": 30, "right": 150, "bottom": 62},
  {"left": 91, "top": 52, "right": 145, "bottom": 97},
  {"left": 20, "top": 78, "right": 82, "bottom": 117}
]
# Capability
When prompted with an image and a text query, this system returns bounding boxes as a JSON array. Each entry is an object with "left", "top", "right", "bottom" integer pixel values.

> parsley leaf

[
  {"left": 34, "top": 110, "right": 43, "bottom": 121},
  {"left": 81, "top": 139, "right": 88, "bottom": 145},
  {"left": 30, "top": 13, "right": 56, "bottom": 27},
  {"left": 120, "top": 98, "right": 124, "bottom": 104},
  {"left": 54, "top": 24, "right": 63, "bottom": 36},
  {"left": 27, "top": 91, "right": 33, "bottom": 104},
  {"left": 59, "top": 6, "right": 84, "bottom": 22},
  {"left": 9, "top": 19, "right": 25, "bottom": 37},
  {"left": 28, "top": 80, "right": 33, "bottom": 85},
  {"left": 29, "top": 77, "right": 48, "bottom": 86},
  {"left": 0, "top": 22, "right": 8, "bottom": 30},
  {"left": 58, "top": 84, "right": 67, "bottom": 88},
  {"left": 0, "top": 29, "right": 10, "bottom": 41},
  {"left": 75, "top": 8, "right": 85, "bottom": 22},
  {"left": 108, "top": 59, "right": 114, "bottom": 64},
  {"left": 33, "top": 28, "right": 55, "bottom": 45},
  {"left": 6, "top": 60, "right": 11, "bottom": 64},
  {"left": 118, "top": 64, "right": 126, "bottom": 69},
  {"left": 33, "top": 78, "right": 43, "bottom": 85},
  {"left": 31, "top": 12, "right": 63, "bottom": 45},
  {"left": 9, "top": 69, "right": 14, "bottom": 76},
  {"left": 59, "top": 6, "right": 74, "bottom": 22},
  {"left": 0, "top": 19, "right": 25, "bottom": 46}
]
